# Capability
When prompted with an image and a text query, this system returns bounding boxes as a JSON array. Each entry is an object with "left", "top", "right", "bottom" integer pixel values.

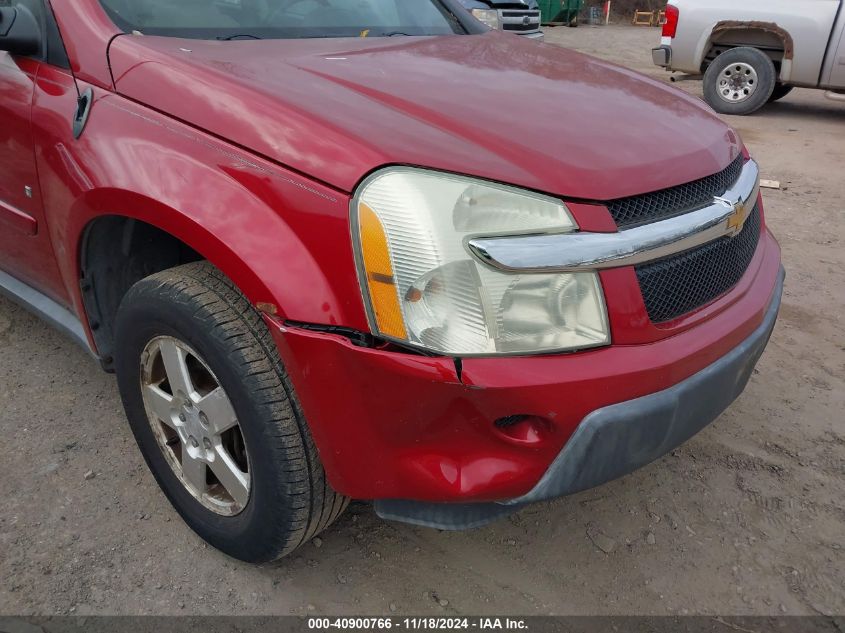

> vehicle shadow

[
  {"left": 757, "top": 98, "right": 845, "bottom": 122},
  {"left": 253, "top": 433, "right": 729, "bottom": 614}
]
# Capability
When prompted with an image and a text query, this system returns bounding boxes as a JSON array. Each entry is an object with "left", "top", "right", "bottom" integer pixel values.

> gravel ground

[{"left": 1, "top": 26, "right": 844, "bottom": 617}]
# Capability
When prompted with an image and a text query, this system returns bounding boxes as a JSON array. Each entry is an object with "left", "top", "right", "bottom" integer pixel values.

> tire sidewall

[
  {"left": 115, "top": 289, "right": 295, "bottom": 562},
  {"left": 703, "top": 47, "right": 777, "bottom": 115}
]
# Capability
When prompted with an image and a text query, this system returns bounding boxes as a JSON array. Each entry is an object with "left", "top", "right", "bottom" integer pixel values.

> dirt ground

[{"left": 1, "top": 26, "right": 844, "bottom": 617}]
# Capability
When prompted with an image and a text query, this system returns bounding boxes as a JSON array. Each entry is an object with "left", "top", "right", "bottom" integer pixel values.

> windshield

[{"left": 98, "top": 0, "right": 468, "bottom": 39}]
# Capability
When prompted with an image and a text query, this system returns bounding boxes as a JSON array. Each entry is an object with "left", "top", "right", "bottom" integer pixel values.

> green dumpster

[{"left": 539, "top": 0, "right": 585, "bottom": 26}]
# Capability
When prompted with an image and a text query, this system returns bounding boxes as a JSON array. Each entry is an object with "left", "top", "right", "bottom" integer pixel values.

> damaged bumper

[
  {"left": 376, "top": 267, "right": 783, "bottom": 529},
  {"left": 267, "top": 232, "right": 783, "bottom": 525}
]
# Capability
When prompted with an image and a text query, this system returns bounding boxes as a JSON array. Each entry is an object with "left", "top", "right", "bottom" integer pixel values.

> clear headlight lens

[
  {"left": 352, "top": 168, "right": 610, "bottom": 356},
  {"left": 471, "top": 8, "right": 500, "bottom": 29}
]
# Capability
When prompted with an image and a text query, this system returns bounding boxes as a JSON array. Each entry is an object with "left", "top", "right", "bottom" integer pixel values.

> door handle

[{"left": 73, "top": 87, "right": 93, "bottom": 139}]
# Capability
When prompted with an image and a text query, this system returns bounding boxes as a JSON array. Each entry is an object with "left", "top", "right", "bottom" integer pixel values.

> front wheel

[
  {"left": 114, "top": 262, "right": 348, "bottom": 562},
  {"left": 703, "top": 47, "right": 777, "bottom": 115}
]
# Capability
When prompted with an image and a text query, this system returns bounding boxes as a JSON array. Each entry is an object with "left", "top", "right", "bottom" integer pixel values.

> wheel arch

[
  {"left": 702, "top": 21, "right": 794, "bottom": 82},
  {"left": 69, "top": 187, "right": 354, "bottom": 369}
]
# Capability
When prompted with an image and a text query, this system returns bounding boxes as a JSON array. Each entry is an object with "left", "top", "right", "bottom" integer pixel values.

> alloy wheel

[{"left": 140, "top": 336, "right": 251, "bottom": 516}]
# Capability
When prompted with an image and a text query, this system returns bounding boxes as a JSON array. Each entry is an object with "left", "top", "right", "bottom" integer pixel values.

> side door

[
  {"left": 822, "top": 4, "right": 845, "bottom": 87},
  {"left": 0, "top": 0, "right": 68, "bottom": 303}
]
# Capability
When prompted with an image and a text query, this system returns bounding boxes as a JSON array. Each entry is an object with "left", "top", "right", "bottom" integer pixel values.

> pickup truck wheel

[
  {"left": 703, "top": 47, "right": 776, "bottom": 115},
  {"left": 768, "top": 84, "right": 794, "bottom": 103},
  {"left": 114, "top": 261, "right": 348, "bottom": 562}
]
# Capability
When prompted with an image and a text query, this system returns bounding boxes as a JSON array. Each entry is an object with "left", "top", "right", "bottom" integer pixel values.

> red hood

[{"left": 108, "top": 32, "right": 741, "bottom": 200}]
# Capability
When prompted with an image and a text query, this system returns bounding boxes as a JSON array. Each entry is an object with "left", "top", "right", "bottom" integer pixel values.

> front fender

[{"left": 32, "top": 69, "right": 369, "bottom": 352}]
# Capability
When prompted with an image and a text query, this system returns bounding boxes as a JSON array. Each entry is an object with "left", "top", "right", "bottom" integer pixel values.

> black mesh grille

[
  {"left": 608, "top": 155, "right": 746, "bottom": 229},
  {"left": 504, "top": 22, "right": 539, "bottom": 31},
  {"left": 635, "top": 204, "right": 761, "bottom": 323}
]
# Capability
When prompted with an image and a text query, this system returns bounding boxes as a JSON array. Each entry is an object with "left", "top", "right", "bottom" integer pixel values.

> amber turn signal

[{"left": 358, "top": 203, "right": 408, "bottom": 340}]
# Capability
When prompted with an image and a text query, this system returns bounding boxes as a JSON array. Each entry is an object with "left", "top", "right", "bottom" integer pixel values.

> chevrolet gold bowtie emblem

[{"left": 716, "top": 197, "right": 751, "bottom": 236}]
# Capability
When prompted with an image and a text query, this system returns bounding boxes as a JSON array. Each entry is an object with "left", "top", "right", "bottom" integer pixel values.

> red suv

[{"left": 0, "top": 0, "right": 783, "bottom": 562}]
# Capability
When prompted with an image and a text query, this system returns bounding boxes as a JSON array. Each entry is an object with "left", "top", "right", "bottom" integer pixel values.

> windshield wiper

[
  {"left": 381, "top": 31, "right": 413, "bottom": 37},
  {"left": 217, "top": 34, "right": 263, "bottom": 41}
]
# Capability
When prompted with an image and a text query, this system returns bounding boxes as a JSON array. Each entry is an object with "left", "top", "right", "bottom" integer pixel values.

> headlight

[
  {"left": 471, "top": 8, "right": 500, "bottom": 30},
  {"left": 352, "top": 168, "right": 610, "bottom": 356}
]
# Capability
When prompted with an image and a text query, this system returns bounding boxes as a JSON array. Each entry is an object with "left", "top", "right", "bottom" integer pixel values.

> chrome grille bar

[
  {"left": 499, "top": 9, "right": 542, "bottom": 31},
  {"left": 468, "top": 159, "right": 760, "bottom": 273}
]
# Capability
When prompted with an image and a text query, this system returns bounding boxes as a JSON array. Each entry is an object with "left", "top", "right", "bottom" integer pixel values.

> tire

[
  {"left": 768, "top": 83, "right": 794, "bottom": 103},
  {"left": 114, "top": 261, "right": 348, "bottom": 563},
  {"left": 703, "top": 47, "right": 777, "bottom": 115}
]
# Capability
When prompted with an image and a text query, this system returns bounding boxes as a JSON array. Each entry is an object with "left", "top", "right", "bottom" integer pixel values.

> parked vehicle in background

[
  {"left": 458, "top": 0, "right": 544, "bottom": 39},
  {"left": 1, "top": 0, "right": 783, "bottom": 563},
  {"left": 653, "top": 0, "right": 845, "bottom": 114}
]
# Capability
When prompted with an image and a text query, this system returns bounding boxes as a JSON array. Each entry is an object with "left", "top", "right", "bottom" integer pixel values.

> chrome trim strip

[
  {"left": 499, "top": 11, "right": 541, "bottom": 24},
  {"left": 0, "top": 198, "right": 38, "bottom": 235},
  {"left": 468, "top": 159, "right": 760, "bottom": 273}
]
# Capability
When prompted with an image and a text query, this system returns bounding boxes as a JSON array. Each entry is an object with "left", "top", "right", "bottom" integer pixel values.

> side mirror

[{"left": 0, "top": 5, "right": 41, "bottom": 57}]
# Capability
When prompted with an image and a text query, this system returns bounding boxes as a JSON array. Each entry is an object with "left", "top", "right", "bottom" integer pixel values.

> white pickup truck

[{"left": 652, "top": 0, "right": 845, "bottom": 114}]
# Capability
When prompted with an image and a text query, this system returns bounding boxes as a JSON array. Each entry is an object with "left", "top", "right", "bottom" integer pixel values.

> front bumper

[
  {"left": 519, "top": 31, "right": 545, "bottom": 41},
  {"left": 376, "top": 266, "right": 783, "bottom": 529},
  {"left": 269, "top": 230, "right": 782, "bottom": 510}
]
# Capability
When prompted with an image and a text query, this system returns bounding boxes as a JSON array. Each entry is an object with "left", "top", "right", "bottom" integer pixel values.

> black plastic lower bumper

[{"left": 375, "top": 268, "right": 784, "bottom": 530}]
